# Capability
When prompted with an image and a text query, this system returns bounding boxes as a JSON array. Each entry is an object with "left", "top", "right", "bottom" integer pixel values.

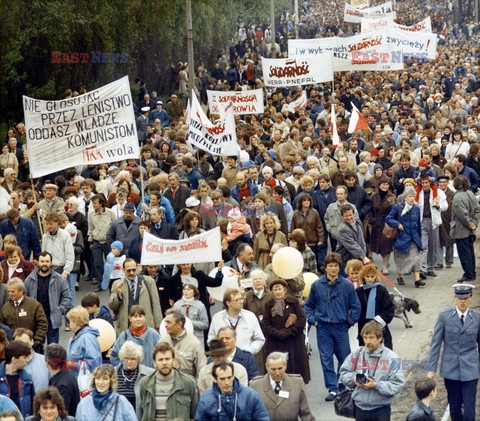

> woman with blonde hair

[
  {"left": 253, "top": 214, "right": 287, "bottom": 269},
  {"left": 75, "top": 364, "right": 136, "bottom": 420},
  {"left": 66, "top": 306, "right": 102, "bottom": 377}
]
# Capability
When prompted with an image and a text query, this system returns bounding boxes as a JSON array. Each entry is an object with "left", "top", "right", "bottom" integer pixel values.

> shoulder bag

[{"left": 382, "top": 203, "right": 402, "bottom": 240}]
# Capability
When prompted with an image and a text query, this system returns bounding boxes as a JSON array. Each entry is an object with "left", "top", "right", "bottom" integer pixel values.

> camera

[{"left": 356, "top": 374, "right": 368, "bottom": 384}]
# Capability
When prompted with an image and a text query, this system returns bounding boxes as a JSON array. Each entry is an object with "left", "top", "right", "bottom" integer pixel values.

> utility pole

[
  {"left": 186, "top": 0, "right": 195, "bottom": 96},
  {"left": 294, "top": 0, "right": 299, "bottom": 39},
  {"left": 270, "top": 0, "right": 276, "bottom": 58}
]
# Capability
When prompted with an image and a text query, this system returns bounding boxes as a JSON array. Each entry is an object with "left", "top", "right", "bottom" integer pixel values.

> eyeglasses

[{"left": 126, "top": 269, "right": 137, "bottom": 273}]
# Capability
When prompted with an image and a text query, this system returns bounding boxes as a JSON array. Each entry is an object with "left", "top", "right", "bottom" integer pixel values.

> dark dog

[{"left": 389, "top": 293, "right": 421, "bottom": 328}]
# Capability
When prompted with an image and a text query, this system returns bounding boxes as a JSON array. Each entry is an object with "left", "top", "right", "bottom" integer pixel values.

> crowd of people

[{"left": 0, "top": 0, "right": 479, "bottom": 420}]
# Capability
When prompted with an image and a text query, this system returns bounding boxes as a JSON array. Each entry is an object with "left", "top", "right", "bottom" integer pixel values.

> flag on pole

[
  {"left": 348, "top": 102, "right": 371, "bottom": 133},
  {"left": 330, "top": 104, "right": 340, "bottom": 147}
]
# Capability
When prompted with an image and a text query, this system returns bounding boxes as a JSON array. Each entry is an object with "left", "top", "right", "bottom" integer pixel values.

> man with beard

[
  {"left": 231, "top": 171, "right": 258, "bottom": 205},
  {"left": 24, "top": 252, "right": 71, "bottom": 345},
  {"left": 138, "top": 342, "right": 198, "bottom": 421}
]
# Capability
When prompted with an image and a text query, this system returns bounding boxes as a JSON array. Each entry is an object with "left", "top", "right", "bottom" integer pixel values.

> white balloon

[
  {"left": 272, "top": 246, "right": 304, "bottom": 279},
  {"left": 207, "top": 266, "right": 240, "bottom": 301},
  {"left": 160, "top": 317, "right": 194, "bottom": 337}
]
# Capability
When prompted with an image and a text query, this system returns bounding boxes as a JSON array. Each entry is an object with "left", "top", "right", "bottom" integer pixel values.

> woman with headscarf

[{"left": 385, "top": 186, "right": 423, "bottom": 287}]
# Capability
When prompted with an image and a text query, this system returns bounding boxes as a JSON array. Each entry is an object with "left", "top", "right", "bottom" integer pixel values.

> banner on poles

[
  {"left": 207, "top": 89, "right": 264, "bottom": 115},
  {"left": 361, "top": 16, "right": 432, "bottom": 34},
  {"left": 344, "top": 1, "right": 395, "bottom": 23},
  {"left": 187, "top": 92, "right": 240, "bottom": 156},
  {"left": 23, "top": 76, "right": 139, "bottom": 178},
  {"left": 141, "top": 227, "right": 222, "bottom": 265},
  {"left": 261, "top": 55, "right": 333, "bottom": 86},
  {"left": 387, "top": 26, "right": 437, "bottom": 59}
]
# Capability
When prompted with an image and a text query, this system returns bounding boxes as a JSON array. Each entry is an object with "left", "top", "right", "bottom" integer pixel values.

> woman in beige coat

[{"left": 253, "top": 214, "right": 287, "bottom": 269}]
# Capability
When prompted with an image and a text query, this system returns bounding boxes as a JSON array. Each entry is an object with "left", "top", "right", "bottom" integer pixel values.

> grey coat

[
  {"left": 24, "top": 269, "right": 72, "bottom": 329},
  {"left": 336, "top": 219, "right": 367, "bottom": 263},
  {"left": 450, "top": 190, "right": 480, "bottom": 239},
  {"left": 427, "top": 307, "right": 480, "bottom": 381},
  {"left": 106, "top": 216, "right": 141, "bottom": 255},
  {"left": 250, "top": 373, "right": 316, "bottom": 421}
]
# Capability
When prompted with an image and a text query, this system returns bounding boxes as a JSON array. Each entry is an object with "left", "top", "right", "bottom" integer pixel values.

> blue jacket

[
  {"left": 89, "top": 305, "right": 114, "bottom": 326},
  {"left": 385, "top": 202, "right": 422, "bottom": 254},
  {"left": 459, "top": 165, "right": 480, "bottom": 192},
  {"left": 135, "top": 194, "right": 175, "bottom": 224},
  {"left": 185, "top": 168, "right": 204, "bottom": 189},
  {"left": 149, "top": 108, "right": 169, "bottom": 127},
  {"left": 0, "top": 362, "right": 34, "bottom": 417},
  {"left": 66, "top": 325, "right": 102, "bottom": 376},
  {"left": 312, "top": 186, "right": 336, "bottom": 218},
  {"left": 231, "top": 182, "right": 259, "bottom": 204},
  {"left": 0, "top": 217, "right": 41, "bottom": 260},
  {"left": 195, "top": 378, "right": 269, "bottom": 421},
  {"left": 305, "top": 275, "right": 361, "bottom": 326},
  {"left": 76, "top": 391, "right": 136, "bottom": 421},
  {"left": 110, "top": 327, "right": 160, "bottom": 369}
]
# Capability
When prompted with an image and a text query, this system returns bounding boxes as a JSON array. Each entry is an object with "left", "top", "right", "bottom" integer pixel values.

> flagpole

[{"left": 30, "top": 175, "right": 44, "bottom": 238}]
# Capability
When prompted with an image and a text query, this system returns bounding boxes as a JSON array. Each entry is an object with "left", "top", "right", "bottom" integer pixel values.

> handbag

[
  {"left": 77, "top": 367, "right": 92, "bottom": 399},
  {"left": 334, "top": 388, "right": 355, "bottom": 418},
  {"left": 382, "top": 203, "right": 402, "bottom": 239}
]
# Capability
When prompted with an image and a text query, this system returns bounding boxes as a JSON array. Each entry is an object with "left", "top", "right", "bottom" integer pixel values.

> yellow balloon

[
  {"left": 303, "top": 272, "right": 319, "bottom": 298},
  {"left": 89, "top": 318, "right": 116, "bottom": 352},
  {"left": 272, "top": 247, "right": 304, "bottom": 279}
]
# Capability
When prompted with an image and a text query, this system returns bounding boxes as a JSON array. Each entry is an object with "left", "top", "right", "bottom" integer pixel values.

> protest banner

[
  {"left": 289, "top": 30, "right": 389, "bottom": 57},
  {"left": 287, "top": 91, "right": 308, "bottom": 113},
  {"left": 140, "top": 227, "right": 222, "bottom": 265},
  {"left": 344, "top": 1, "right": 395, "bottom": 23},
  {"left": 387, "top": 26, "right": 437, "bottom": 59},
  {"left": 262, "top": 55, "right": 333, "bottom": 86},
  {"left": 207, "top": 89, "right": 264, "bottom": 115},
  {"left": 187, "top": 92, "right": 240, "bottom": 156},
  {"left": 361, "top": 16, "right": 431, "bottom": 34},
  {"left": 351, "top": 0, "right": 370, "bottom": 9},
  {"left": 288, "top": 38, "right": 339, "bottom": 56},
  {"left": 23, "top": 76, "right": 139, "bottom": 178},
  {"left": 332, "top": 50, "right": 404, "bottom": 72}
]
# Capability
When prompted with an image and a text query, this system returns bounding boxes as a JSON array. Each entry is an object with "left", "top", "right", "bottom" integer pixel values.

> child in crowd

[
  {"left": 174, "top": 284, "right": 209, "bottom": 347},
  {"left": 226, "top": 207, "right": 252, "bottom": 245},
  {"left": 81, "top": 292, "right": 114, "bottom": 326},
  {"left": 345, "top": 259, "right": 363, "bottom": 289},
  {"left": 414, "top": 158, "right": 438, "bottom": 202},
  {"left": 99, "top": 240, "right": 126, "bottom": 292},
  {"left": 0, "top": 235, "right": 24, "bottom": 261},
  {"left": 406, "top": 377, "right": 436, "bottom": 421}
]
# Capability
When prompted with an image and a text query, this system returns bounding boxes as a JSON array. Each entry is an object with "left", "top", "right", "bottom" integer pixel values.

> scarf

[
  {"left": 363, "top": 283, "right": 380, "bottom": 320},
  {"left": 91, "top": 388, "right": 113, "bottom": 411},
  {"left": 182, "top": 296, "right": 194, "bottom": 303},
  {"left": 400, "top": 203, "right": 413, "bottom": 217},
  {"left": 271, "top": 299, "right": 285, "bottom": 318},
  {"left": 130, "top": 323, "right": 147, "bottom": 337}
]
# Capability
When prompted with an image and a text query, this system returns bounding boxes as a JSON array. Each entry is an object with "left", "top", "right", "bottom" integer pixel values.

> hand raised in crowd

[
  {"left": 116, "top": 280, "right": 124, "bottom": 296},
  {"left": 217, "top": 260, "right": 224, "bottom": 271}
]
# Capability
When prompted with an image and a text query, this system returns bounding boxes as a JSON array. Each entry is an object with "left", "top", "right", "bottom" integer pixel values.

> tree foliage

[{"left": 0, "top": 0, "right": 286, "bottom": 127}]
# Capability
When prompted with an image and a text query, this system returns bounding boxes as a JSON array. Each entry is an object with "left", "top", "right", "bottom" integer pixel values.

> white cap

[
  {"left": 141, "top": 106, "right": 150, "bottom": 113},
  {"left": 185, "top": 197, "right": 200, "bottom": 207}
]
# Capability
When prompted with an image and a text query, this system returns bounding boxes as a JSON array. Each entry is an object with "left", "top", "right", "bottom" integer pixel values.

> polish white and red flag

[
  {"left": 348, "top": 102, "right": 371, "bottom": 133},
  {"left": 330, "top": 104, "right": 340, "bottom": 146}
]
